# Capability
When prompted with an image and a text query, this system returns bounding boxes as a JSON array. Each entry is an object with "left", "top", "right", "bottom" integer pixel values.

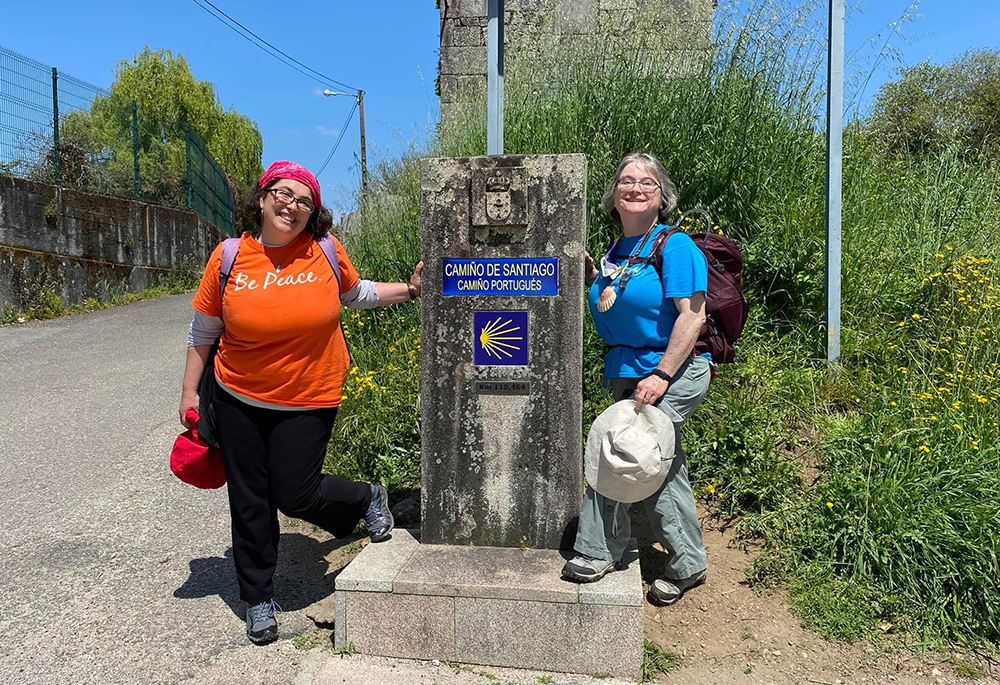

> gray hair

[{"left": 600, "top": 152, "right": 678, "bottom": 225}]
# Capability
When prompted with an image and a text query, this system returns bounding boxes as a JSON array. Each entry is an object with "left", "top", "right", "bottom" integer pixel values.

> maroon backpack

[{"left": 647, "top": 226, "right": 749, "bottom": 364}]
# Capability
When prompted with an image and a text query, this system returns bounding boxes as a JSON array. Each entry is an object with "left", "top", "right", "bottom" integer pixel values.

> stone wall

[
  {"left": 437, "top": 0, "right": 714, "bottom": 127},
  {"left": 0, "top": 175, "right": 224, "bottom": 313}
]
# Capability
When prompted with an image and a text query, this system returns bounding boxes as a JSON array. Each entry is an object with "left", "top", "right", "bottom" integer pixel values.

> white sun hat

[{"left": 584, "top": 399, "right": 676, "bottom": 503}]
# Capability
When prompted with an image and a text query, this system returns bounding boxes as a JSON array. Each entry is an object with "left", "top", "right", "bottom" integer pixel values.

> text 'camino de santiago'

[{"left": 441, "top": 258, "right": 559, "bottom": 296}]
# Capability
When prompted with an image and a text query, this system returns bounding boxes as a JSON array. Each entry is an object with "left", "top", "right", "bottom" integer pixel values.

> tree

[
  {"left": 57, "top": 48, "right": 263, "bottom": 206},
  {"left": 867, "top": 49, "right": 1000, "bottom": 158}
]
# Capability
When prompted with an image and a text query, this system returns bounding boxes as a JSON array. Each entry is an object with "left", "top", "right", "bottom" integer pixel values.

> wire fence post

[
  {"left": 51, "top": 67, "right": 60, "bottom": 186},
  {"left": 132, "top": 99, "right": 140, "bottom": 200},
  {"left": 825, "top": 0, "right": 845, "bottom": 368},
  {"left": 184, "top": 122, "right": 192, "bottom": 210}
]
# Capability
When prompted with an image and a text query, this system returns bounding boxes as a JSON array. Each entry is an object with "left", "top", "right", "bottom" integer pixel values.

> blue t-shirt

[{"left": 588, "top": 225, "right": 709, "bottom": 378}]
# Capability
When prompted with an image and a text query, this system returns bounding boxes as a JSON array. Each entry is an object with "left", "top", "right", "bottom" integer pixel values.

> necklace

[
  {"left": 256, "top": 233, "right": 297, "bottom": 273},
  {"left": 597, "top": 222, "right": 659, "bottom": 313}
]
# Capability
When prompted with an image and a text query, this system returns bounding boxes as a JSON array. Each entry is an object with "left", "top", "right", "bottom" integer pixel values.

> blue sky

[{"left": 1, "top": 1, "right": 997, "bottom": 213}]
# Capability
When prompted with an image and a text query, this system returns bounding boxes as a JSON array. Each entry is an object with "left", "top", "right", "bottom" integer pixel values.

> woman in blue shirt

[{"left": 562, "top": 152, "right": 713, "bottom": 607}]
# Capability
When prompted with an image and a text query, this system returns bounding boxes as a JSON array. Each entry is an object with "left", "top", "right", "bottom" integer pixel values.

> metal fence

[
  {"left": 0, "top": 44, "right": 235, "bottom": 234},
  {"left": 0, "top": 45, "right": 104, "bottom": 181},
  {"left": 185, "top": 123, "right": 236, "bottom": 236}
]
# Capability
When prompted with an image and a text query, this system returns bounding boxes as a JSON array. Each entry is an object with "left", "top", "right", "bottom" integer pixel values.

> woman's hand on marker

[
  {"left": 409, "top": 261, "right": 423, "bottom": 296},
  {"left": 584, "top": 252, "right": 598, "bottom": 286}
]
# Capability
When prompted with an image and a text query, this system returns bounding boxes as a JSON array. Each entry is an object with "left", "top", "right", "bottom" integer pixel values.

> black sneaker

[
  {"left": 561, "top": 554, "right": 615, "bottom": 583},
  {"left": 245, "top": 599, "right": 281, "bottom": 644},
  {"left": 363, "top": 484, "right": 394, "bottom": 542}
]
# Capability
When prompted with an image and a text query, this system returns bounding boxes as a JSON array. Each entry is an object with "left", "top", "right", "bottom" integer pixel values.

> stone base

[{"left": 334, "top": 530, "right": 642, "bottom": 679}]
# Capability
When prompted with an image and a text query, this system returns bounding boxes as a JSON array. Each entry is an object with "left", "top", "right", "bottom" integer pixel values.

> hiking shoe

[
  {"left": 363, "top": 483, "right": 394, "bottom": 542},
  {"left": 245, "top": 599, "right": 281, "bottom": 645},
  {"left": 647, "top": 569, "right": 707, "bottom": 606},
  {"left": 561, "top": 554, "right": 615, "bottom": 583}
]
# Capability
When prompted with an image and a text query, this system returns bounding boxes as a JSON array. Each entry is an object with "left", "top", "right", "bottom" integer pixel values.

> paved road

[
  {"left": 0, "top": 295, "right": 629, "bottom": 685},
  {"left": 0, "top": 295, "right": 334, "bottom": 684}
]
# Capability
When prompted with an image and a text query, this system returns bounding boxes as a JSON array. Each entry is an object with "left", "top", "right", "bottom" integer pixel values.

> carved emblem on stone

[
  {"left": 471, "top": 165, "right": 528, "bottom": 244},
  {"left": 485, "top": 175, "right": 513, "bottom": 222}
]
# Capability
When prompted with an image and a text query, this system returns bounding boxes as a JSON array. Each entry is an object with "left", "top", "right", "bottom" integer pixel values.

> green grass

[
  {"left": 2, "top": 273, "right": 200, "bottom": 325},
  {"left": 953, "top": 656, "right": 985, "bottom": 678},
  {"left": 641, "top": 639, "right": 680, "bottom": 682},
  {"left": 332, "top": 642, "right": 358, "bottom": 657},
  {"left": 327, "top": 0, "right": 1000, "bottom": 650}
]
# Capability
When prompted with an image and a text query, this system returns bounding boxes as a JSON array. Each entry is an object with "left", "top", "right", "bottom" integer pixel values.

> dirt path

[{"left": 640, "top": 514, "right": 998, "bottom": 685}]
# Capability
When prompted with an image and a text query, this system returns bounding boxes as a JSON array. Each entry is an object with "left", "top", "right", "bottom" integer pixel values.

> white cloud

[{"left": 316, "top": 125, "right": 341, "bottom": 137}]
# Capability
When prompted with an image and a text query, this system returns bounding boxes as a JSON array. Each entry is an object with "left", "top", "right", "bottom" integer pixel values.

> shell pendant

[
  {"left": 275, "top": 264, "right": 282, "bottom": 273},
  {"left": 597, "top": 285, "right": 618, "bottom": 312}
]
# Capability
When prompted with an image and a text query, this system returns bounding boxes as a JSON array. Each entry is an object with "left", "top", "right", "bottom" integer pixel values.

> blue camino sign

[
  {"left": 442, "top": 258, "right": 558, "bottom": 296},
  {"left": 474, "top": 311, "right": 529, "bottom": 366}
]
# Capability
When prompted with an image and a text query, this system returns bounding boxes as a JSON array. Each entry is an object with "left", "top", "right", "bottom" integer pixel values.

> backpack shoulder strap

[
  {"left": 315, "top": 233, "right": 343, "bottom": 292},
  {"left": 648, "top": 226, "right": 685, "bottom": 274},
  {"left": 218, "top": 237, "right": 241, "bottom": 311}
]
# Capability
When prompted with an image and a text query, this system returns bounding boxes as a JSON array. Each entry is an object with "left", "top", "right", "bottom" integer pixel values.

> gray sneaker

[
  {"left": 647, "top": 569, "right": 707, "bottom": 606},
  {"left": 246, "top": 599, "right": 281, "bottom": 644},
  {"left": 363, "top": 484, "right": 394, "bottom": 542},
  {"left": 561, "top": 554, "right": 615, "bottom": 583}
]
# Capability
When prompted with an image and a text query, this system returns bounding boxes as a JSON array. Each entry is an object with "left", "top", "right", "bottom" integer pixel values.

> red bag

[{"left": 171, "top": 410, "right": 226, "bottom": 489}]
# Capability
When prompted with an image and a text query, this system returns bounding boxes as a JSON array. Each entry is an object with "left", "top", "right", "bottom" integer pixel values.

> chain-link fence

[{"left": 1, "top": 44, "right": 236, "bottom": 234}]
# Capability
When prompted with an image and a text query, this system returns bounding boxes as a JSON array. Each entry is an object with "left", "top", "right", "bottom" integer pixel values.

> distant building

[{"left": 437, "top": 0, "right": 715, "bottom": 127}]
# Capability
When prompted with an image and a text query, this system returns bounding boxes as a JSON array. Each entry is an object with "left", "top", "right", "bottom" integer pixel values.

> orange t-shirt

[{"left": 191, "top": 231, "right": 360, "bottom": 407}]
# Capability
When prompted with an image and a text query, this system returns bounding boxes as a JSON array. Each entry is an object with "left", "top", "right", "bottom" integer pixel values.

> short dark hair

[{"left": 242, "top": 178, "right": 333, "bottom": 239}]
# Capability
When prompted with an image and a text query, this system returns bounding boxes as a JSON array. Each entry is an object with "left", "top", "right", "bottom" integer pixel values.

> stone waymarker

[
  {"left": 334, "top": 154, "right": 643, "bottom": 679},
  {"left": 419, "top": 154, "right": 585, "bottom": 550}
]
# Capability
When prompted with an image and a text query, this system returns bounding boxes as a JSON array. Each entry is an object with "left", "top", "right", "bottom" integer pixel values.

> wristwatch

[
  {"left": 648, "top": 369, "right": 674, "bottom": 384},
  {"left": 406, "top": 282, "right": 419, "bottom": 300}
]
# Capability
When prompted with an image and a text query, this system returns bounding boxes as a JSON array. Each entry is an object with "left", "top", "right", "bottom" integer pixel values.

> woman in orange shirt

[{"left": 178, "top": 161, "right": 422, "bottom": 645}]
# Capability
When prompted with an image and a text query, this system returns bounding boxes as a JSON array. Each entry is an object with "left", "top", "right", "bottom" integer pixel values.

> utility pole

[
  {"left": 357, "top": 89, "right": 368, "bottom": 194},
  {"left": 825, "top": 0, "right": 845, "bottom": 368},
  {"left": 323, "top": 88, "right": 368, "bottom": 195},
  {"left": 486, "top": 0, "right": 505, "bottom": 154}
]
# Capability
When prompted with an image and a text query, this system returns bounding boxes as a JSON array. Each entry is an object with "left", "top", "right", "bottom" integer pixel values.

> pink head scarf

[{"left": 258, "top": 160, "right": 322, "bottom": 210}]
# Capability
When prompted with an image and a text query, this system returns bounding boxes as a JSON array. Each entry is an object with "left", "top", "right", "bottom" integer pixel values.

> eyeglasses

[
  {"left": 616, "top": 178, "right": 660, "bottom": 192},
  {"left": 268, "top": 187, "right": 315, "bottom": 214}
]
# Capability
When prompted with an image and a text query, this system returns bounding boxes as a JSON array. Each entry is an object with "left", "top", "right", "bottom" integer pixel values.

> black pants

[{"left": 214, "top": 387, "right": 372, "bottom": 604}]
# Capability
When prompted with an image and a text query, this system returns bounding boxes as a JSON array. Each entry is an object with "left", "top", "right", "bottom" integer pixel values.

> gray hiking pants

[{"left": 573, "top": 355, "right": 712, "bottom": 581}]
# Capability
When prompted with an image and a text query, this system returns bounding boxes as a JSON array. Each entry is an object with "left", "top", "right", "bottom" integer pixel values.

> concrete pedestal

[{"left": 334, "top": 530, "right": 643, "bottom": 679}]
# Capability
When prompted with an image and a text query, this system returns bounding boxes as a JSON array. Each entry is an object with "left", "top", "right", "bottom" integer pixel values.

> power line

[
  {"left": 196, "top": 0, "right": 359, "bottom": 92},
  {"left": 188, "top": 0, "right": 359, "bottom": 93},
  {"left": 316, "top": 97, "right": 358, "bottom": 177},
  {"left": 188, "top": 0, "right": 332, "bottom": 88}
]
